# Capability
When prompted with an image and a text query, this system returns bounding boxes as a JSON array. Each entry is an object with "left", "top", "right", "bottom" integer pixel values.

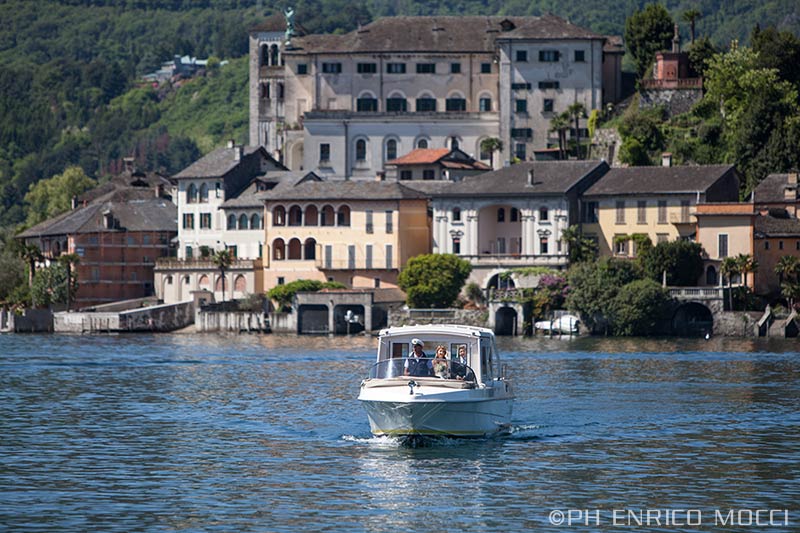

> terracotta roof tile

[{"left": 389, "top": 148, "right": 451, "bottom": 165}]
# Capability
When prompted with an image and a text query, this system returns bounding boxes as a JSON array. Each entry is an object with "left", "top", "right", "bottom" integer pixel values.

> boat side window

[
  {"left": 391, "top": 343, "right": 408, "bottom": 358},
  {"left": 480, "top": 340, "right": 492, "bottom": 380}
]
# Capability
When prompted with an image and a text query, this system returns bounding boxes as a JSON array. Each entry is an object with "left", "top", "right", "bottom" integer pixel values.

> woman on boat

[{"left": 432, "top": 345, "right": 449, "bottom": 378}]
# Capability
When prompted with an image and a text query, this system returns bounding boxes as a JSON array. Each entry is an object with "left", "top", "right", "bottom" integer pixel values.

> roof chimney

[
  {"left": 227, "top": 139, "right": 235, "bottom": 149},
  {"left": 527, "top": 167, "right": 534, "bottom": 186},
  {"left": 123, "top": 157, "right": 135, "bottom": 173},
  {"left": 661, "top": 152, "right": 673, "bottom": 167}
]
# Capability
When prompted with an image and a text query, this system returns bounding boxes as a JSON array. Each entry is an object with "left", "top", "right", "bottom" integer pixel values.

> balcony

[
  {"left": 460, "top": 254, "right": 569, "bottom": 268},
  {"left": 641, "top": 78, "right": 703, "bottom": 90},
  {"left": 155, "top": 258, "right": 259, "bottom": 271},
  {"left": 314, "top": 257, "right": 397, "bottom": 270}
]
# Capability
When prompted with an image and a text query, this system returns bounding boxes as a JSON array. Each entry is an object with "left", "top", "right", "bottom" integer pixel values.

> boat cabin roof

[{"left": 378, "top": 324, "right": 495, "bottom": 340}]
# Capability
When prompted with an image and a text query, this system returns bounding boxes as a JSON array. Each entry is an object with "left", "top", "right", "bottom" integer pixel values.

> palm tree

[
  {"left": 720, "top": 257, "right": 738, "bottom": 311},
  {"left": 775, "top": 255, "right": 800, "bottom": 308},
  {"left": 567, "top": 102, "right": 587, "bottom": 159},
  {"left": 479, "top": 137, "right": 503, "bottom": 168},
  {"left": 549, "top": 112, "right": 570, "bottom": 160},
  {"left": 681, "top": 9, "right": 702, "bottom": 43},
  {"left": 736, "top": 253, "right": 758, "bottom": 292},
  {"left": 19, "top": 243, "right": 43, "bottom": 288},
  {"left": 212, "top": 249, "right": 233, "bottom": 302},
  {"left": 57, "top": 253, "right": 80, "bottom": 311}
]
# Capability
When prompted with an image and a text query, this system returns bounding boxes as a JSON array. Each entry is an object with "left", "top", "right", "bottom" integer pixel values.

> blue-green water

[{"left": 1, "top": 334, "right": 798, "bottom": 532}]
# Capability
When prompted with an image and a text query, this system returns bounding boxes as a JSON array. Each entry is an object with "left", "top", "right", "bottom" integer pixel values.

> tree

[
  {"left": 735, "top": 253, "right": 758, "bottom": 307},
  {"left": 687, "top": 36, "right": 716, "bottom": 77},
  {"left": 681, "top": 9, "right": 702, "bottom": 43},
  {"left": 566, "top": 102, "right": 587, "bottom": 159},
  {"left": 549, "top": 112, "right": 570, "bottom": 160},
  {"left": 479, "top": 137, "right": 503, "bottom": 168},
  {"left": 18, "top": 243, "right": 43, "bottom": 288},
  {"left": 560, "top": 225, "right": 597, "bottom": 263},
  {"left": 566, "top": 257, "right": 642, "bottom": 333},
  {"left": 639, "top": 240, "right": 704, "bottom": 286},
  {"left": 720, "top": 256, "right": 739, "bottom": 311},
  {"left": 0, "top": 250, "right": 25, "bottom": 303},
  {"left": 24, "top": 166, "right": 96, "bottom": 226},
  {"left": 397, "top": 254, "right": 472, "bottom": 308},
  {"left": 624, "top": 4, "right": 675, "bottom": 80},
  {"left": 30, "top": 263, "right": 76, "bottom": 308},
  {"left": 57, "top": 253, "right": 80, "bottom": 311},
  {"left": 775, "top": 255, "right": 800, "bottom": 308},
  {"left": 267, "top": 279, "right": 346, "bottom": 312},
  {"left": 212, "top": 249, "right": 233, "bottom": 302},
  {"left": 610, "top": 279, "right": 671, "bottom": 336}
]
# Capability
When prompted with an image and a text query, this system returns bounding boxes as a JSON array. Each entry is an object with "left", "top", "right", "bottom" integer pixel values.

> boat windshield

[{"left": 368, "top": 358, "right": 476, "bottom": 381}]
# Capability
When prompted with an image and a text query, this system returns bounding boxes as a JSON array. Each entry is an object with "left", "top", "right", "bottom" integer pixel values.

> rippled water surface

[{"left": 1, "top": 334, "right": 799, "bottom": 532}]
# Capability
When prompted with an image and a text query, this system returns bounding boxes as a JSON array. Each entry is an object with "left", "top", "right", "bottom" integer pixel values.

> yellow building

[
  {"left": 580, "top": 164, "right": 739, "bottom": 259},
  {"left": 262, "top": 181, "right": 431, "bottom": 289},
  {"left": 694, "top": 203, "right": 755, "bottom": 287}
]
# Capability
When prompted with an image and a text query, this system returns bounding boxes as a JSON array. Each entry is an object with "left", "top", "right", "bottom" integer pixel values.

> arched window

[
  {"left": 215, "top": 275, "right": 225, "bottom": 292},
  {"left": 304, "top": 238, "right": 317, "bottom": 260},
  {"left": 227, "top": 214, "right": 236, "bottom": 230},
  {"left": 450, "top": 136, "right": 460, "bottom": 149},
  {"left": 234, "top": 275, "right": 247, "bottom": 292},
  {"left": 356, "top": 139, "right": 367, "bottom": 161},
  {"left": 261, "top": 83, "right": 269, "bottom": 99},
  {"left": 417, "top": 138, "right": 428, "bottom": 149},
  {"left": 510, "top": 207, "right": 519, "bottom": 222},
  {"left": 452, "top": 207, "right": 461, "bottom": 222},
  {"left": 239, "top": 214, "right": 249, "bottom": 230},
  {"left": 539, "top": 207, "right": 549, "bottom": 221},
  {"left": 199, "top": 183, "right": 208, "bottom": 203},
  {"left": 270, "top": 44, "right": 279, "bottom": 66},
  {"left": 321, "top": 205, "right": 335, "bottom": 226},
  {"left": 288, "top": 205, "right": 303, "bottom": 226},
  {"left": 272, "top": 238, "right": 285, "bottom": 260},
  {"left": 386, "top": 139, "right": 398, "bottom": 161},
  {"left": 260, "top": 45, "right": 269, "bottom": 67},
  {"left": 497, "top": 208, "right": 505, "bottom": 222},
  {"left": 288, "top": 238, "right": 302, "bottom": 260},
  {"left": 304, "top": 205, "right": 318, "bottom": 226},
  {"left": 273, "top": 206, "right": 286, "bottom": 226},
  {"left": 337, "top": 205, "right": 351, "bottom": 226},
  {"left": 187, "top": 183, "right": 198, "bottom": 203},
  {"left": 706, "top": 265, "right": 718, "bottom": 286},
  {"left": 198, "top": 274, "right": 210, "bottom": 288},
  {"left": 250, "top": 213, "right": 262, "bottom": 230}
]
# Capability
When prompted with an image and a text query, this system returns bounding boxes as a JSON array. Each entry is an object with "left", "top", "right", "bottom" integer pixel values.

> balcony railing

[
  {"left": 155, "top": 258, "right": 257, "bottom": 271},
  {"left": 641, "top": 78, "right": 703, "bottom": 89},
  {"left": 668, "top": 287, "right": 725, "bottom": 300},
  {"left": 460, "top": 254, "right": 569, "bottom": 267}
]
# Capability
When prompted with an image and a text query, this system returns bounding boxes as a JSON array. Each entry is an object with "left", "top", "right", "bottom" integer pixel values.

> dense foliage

[
  {"left": 610, "top": 279, "right": 671, "bottom": 336},
  {"left": 639, "top": 240, "right": 704, "bottom": 286},
  {"left": 398, "top": 254, "right": 472, "bottom": 308},
  {"left": 267, "top": 279, "right": 346, "bottom": 311},
  {"left": 625, "top": 4, "right": 675, "bottom": 80},
  {"left": 565, "top": 258, "right": 642, "bottom": 333}
]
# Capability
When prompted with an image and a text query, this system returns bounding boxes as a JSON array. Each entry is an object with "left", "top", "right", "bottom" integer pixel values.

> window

[
  {"left": 386, "top": 244, "right": 393, "bottom": 269},
  {"left": 400, "top": 170, "right": 412, "bottom": 180},
  {"left": 357, "top": 63, "right": 377, "bottom": 74},
  {"left": 480, "top": 63, "right": 491, "bottom": 73},
  {"left": 658, "top": 200, "right": 667, "bottom": 223},
  {"left": 615, "top": 201, "right": 625, "bottom": 224},
  {"left": 199, "top": 183, "right": 208, "bottom": 203},
  {"left": 615, "top": 236, "right": 627, "bottom": 255},
  {"left": 452, "top": 237, "right": 461, "bottom": 254},
  {"left": 355, "top": 139, "right": 367, "bottom": 161},
  {"left": 450, "top": 62, "right": 461, "bottom": 73},
  {"left": 365, "top": 244, "right": 373, "bottom": 269},
  {"left": 386, "top": 62, "right": 406, "bottom": 74},
  {"left": 511, "top": 128, "right": 533, "bottom": 138},
  {"left": 185, "top": 246, "right": 193, "bottom": 259},
  {"left": 227, "top": 245, "right": 238, "bottom": 258},
  {"left": 539, "top": 50, "right": 560, "bottom": 62},
  {"left": 515, "top": 99, "right": 527, "bottom": 113},
  {"left": 516, "top": 50, "right": 528, "bottom": 62},
  {"left": 337, "top": 206, "right": 351, "bottom": 226},
  {"left": 322, "top": 62, "right": 342, "bottom": 73},
  {"left": 515, "top": 143, "right": 526, "bottom": 160},
  {"left": 200, "top": 213, "right": 211, "bottom": 229},
  {"left": 765, "top": 241, "right": 770, "bottom": 250},
  {"left": 423, "top": 170, "right": 435, "bottom": 180},
  {"left": 496, "top": 237, "right": 506, "bottom": 254},
  {"left": 187, "top": 183, "right": 198, "bottom": 203},
  {"left": 680, "top": 200, "right": 690, "bottom": 223},
  {"left": 182, "top": 213, "right": 194, "bottom": 229},
  {"left": 386, "top": 139, "right": 397, "bottom": 160},
  {"left": 277, "top": 277, "right": 285, "bottom": 285},
  {"left": 543, "top": 99, "right": 554, "bottom": 113},
  {"left": 657, "top": 233, "right": 668, "bottom": 244},
  {"left": 779, "top": 240, "right": 784, "bottom": 250},
  {"left": 574, "top": 50, "right": 585, "bottom": 62},
  {"left": 416, "top": 63, "right": 436, "bottom": 74},
  {"left": 294, "top": 63, "right": 308, "bottom": 75},
  {"left": 273, "top": 206, "right": 285, "bottom": 226},
  {"left": 417, "top": 139, "right": 428, "bottom": 149},
  {"left": 215, "top": 183, "right": 221, "bottom": 198},
  {"left": 348, "top": 245, "right": 356, "bottom": 269},
  {"left": 386, "top": 98, "right": 407, "bottom": 112},
  {"left": 357, "top": 97, "right": 378, "bottom": 111},
  {"left": 718, "top": 234, "right": 728, "bottom": 258},
  {"left": 637, "top": 201, "right": 647, "bottom": 224},
  {"left": 374, "top": 277, "right": 381, "bottom": 288},
  {"left": 385, "top": 210, "right": 393, "bottom": 233},
  {"left": 539, "top": 81, "right": 560, "bottom": 89},
  {"left": 540, "top": 237, "right": 549, "bottom": 254},
  {"left": 366, "top": 210, "right": 374, "bottom": 234},
  {"left": 452, "top": 207, "right": 461, "bottom": 222},
  {"left": 479, "top": 97, "right": 492, "bottom": 112},
  {"left": 497, "top": 208, "right": 505, "bottom": 222},
  {"left": 320, "top": 143, "right": 330, "bottom": 162},
  {"left": 511, "top": 82, "right": 532, "bottom": 90},
  {"left": 416, "top": 97, "right": 437, "bottom": 112},
  {"left": 251, "top": 213, "right": 262, "bottom": 229},
  {"left": 539, "top": 207, "right": 549, "bottom": 221},
  {"left": 581, "top": 201, "right": 598, "bottom": 223},
  {"left": 239, "top": 213, "right": 249, "bottom": 229},
  {"left": 510, "top": 207, "right": 519, "bottom": 222},
  {"left": 446, "top": 98, "right": 466, "bottom": 112}
]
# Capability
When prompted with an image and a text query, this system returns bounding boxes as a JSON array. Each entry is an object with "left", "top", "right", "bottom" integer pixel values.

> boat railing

[{"left": 367, "top": 358, "right": 476, "bottom": 382}]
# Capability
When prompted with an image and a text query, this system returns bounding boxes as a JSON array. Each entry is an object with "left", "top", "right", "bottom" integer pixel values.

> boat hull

[{"left": 359, "top": 388, "right": 513, "bottom": 437}]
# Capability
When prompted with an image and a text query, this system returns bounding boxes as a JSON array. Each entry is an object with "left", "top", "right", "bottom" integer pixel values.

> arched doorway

[
  {"left": 495, "top": 307, "right": 518, "bottom": 336},
  {"left": 334, "top": 304, "right": 366, "bottom": 335},
  {"left": 486, "top": 273, "right": 515, "bottom": 291},
  {"left": 672, "top": 302, "right": 713, "bottom": 337},
  {"left": 298, "top": 304, "right": 329, "bottom": 334}
]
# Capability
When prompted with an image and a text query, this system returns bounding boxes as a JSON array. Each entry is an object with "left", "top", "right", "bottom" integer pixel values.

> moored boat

[{"left": 358, "top": 324, "right": 513, "bottom": 438}]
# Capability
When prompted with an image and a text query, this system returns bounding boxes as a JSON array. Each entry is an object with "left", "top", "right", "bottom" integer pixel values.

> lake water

[{"left": 1, "top": 334, "right": 798, "bottom": 532}]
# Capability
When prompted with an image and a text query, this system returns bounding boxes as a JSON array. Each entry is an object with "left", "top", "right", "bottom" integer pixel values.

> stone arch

[
  {"left": 304, "top": 238, "right": 317, "bottom": 260},
  {"left": 495, "top": 306, "right": 518, "bottom": 336},
  {"left": 357, "top": 89, "right": 377, "bottom": 99},
  {"left": 320, "top": 205, "right": 335, "bottom": 226},
  {"left": 250, "top": 213, "right": 262, "bottom": 230},
  {"left": 672, "top": 302, "right": 713, "bottom": 337},
  {"left": 486, "top": 272, "right": 515, "bottom": 291},
  {"left": 273, "top": 206, "right": 286, "bottom": 226},
  {"left": 337, "top": 205, "right": 351, "bottom": 226},
  {"left": 288, "top": 141, "right": 304, "bottom": 171},
  {"left": 387, "top": 90, "right": 407, "bottom": 99},
  {"left": 272, "top": 238, "right": 285, "bottom": 260},
  {"left": 288, "top": 205, "right": 303, "bottom": 226},
  {"left": 198, "top": 274, "right": 210, "bottom": 289},
  {"left": 288, "top": 238, "right": 302, "bottom": 260},
  {"left": 304, "top": 205, "right": 318, "bottom": 226},
  {"left": 238, "top": 213, "right": 249, "bottom": 230},
  {"left": 414, "top": 135, "right": 431, "bottom": 149},
  {"left": 234, "top": 274, "right": 247, "bottom": 293},
  {"left": 384, "top": 136, "right": 400, "bottom": 162}
]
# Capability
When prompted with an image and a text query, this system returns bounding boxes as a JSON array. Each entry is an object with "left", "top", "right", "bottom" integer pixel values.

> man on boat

[{"left": 404, "top": 338, "right": 431, "bottom": 377}]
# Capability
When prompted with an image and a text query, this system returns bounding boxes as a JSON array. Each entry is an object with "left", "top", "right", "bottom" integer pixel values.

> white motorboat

[
  {"left": 358, "top": 324, "right": 514, "bottom": 438},
  {"left": 534, "top": 314, "right": 580, "bottom": 335}
]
